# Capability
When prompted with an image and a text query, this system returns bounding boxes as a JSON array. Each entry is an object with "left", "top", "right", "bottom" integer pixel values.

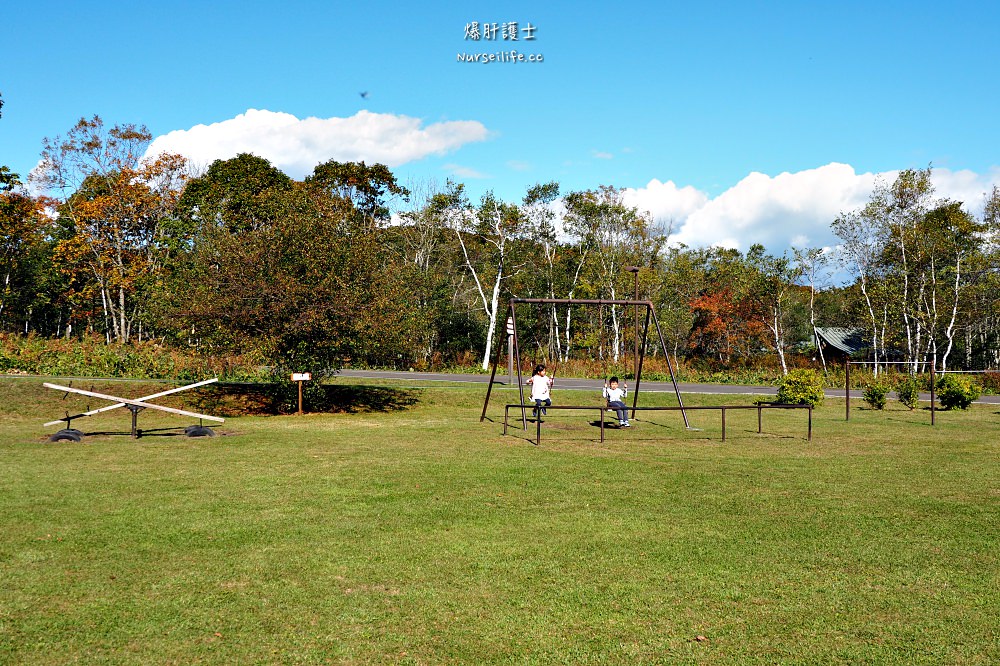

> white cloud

[
  {"left": 144, "top": 109, "right": 490, "bottom": 178},
  {"left": 624, "top": 178, "right": 710, "bottom": 225},
  {"left": 444, "top": 163, "right": 489, "bottom": 179},
  {"left": 592, "top": 151, "right": 613, "bottom": 160},
  {"left": 623, "top": 163, "right": 1000, "bottom": 254},
  {"left": 931, "top": 166, "right": 1000, "bottom": 216}
]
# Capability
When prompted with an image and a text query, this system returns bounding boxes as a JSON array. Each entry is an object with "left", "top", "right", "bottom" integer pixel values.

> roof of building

[{"left": 815, "top": 327, "right": 868, "bottom": 355}]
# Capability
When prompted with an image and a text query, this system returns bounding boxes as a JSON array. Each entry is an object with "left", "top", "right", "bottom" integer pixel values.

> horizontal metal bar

[
  {"left": 509, "top": 298, "right": 653, "bottom": 307},
  {"left": 504, "top": 404, "right": 812, "bottom": 412}
]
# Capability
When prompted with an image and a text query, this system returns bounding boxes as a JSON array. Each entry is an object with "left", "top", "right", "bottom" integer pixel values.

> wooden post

[
  {"left": 291, "top": 373, "right": 311, "bottom": 415},
  {"left": 721, "top": 407, "right": 726, "bottom": 442}
]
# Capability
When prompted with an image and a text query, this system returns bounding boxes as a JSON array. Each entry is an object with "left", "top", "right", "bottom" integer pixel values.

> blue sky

[{"left": 3, "top": 1, "right": 999, "bottom": 252}]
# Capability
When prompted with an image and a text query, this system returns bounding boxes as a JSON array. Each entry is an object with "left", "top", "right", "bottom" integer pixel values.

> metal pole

[
  {"left": 845, "top": 361, "right": 850, "bottom": 421},
  {"left": 511, "top": 304, "right": 527, "bottom": 430},
  {"left": 508, "top": 335, "right": 514, "bottom": 385},
  {"left": 480, "top": 309, "right": 507, "bottom": 422},
  {"left": 630, "top": 306, "right": 651, "bottom": 420},
  {"left": 650, "top": 306, "right": 691, "bottom": 428},
  {"left": 507, "top": 316, "right": 514, "bottom": 384},
  {"left": 930, "top": 356, "right": 936, "bottom": 426},
  {"left": 626, "top": 266, "right": 640, "bottom": 384},
  {"left": 808, "top": 406, "right": 813, "bottom": 441},
  {"left": 721, "top": 407, "right": 726, "bottom": 442}
]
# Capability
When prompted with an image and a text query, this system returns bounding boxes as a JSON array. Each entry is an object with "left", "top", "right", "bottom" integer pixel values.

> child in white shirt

[
  {"left": 603, "top": 376, "right": 629, "bottom": 427},
  {"left": 526, "top": 364, "right": 553, "bottom": 418}
]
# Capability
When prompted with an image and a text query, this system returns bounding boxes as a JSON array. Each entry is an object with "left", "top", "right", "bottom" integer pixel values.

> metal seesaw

[{"left": 43, "top": 378, "right": 225, "bottom": 441}]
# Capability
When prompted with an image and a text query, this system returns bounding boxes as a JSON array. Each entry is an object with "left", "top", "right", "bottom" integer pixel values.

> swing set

[
  {"left": 480, "top": 297, "right": 691, "bottom": 431},
  {"left": 481, "top": 298, "right": 815, "bottom": 445}
]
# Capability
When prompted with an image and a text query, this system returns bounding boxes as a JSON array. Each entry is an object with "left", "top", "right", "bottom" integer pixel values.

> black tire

[
  {"left": 185, "top": 425, "right": 215, "bottom": 438},
  {"left": 49, "top": 429, "right": 83, "bottom": 442}
]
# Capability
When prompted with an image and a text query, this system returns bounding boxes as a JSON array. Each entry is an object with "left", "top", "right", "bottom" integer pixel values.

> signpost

[{"left": 291, "top": 372, "right": 312, "bottom": 415}]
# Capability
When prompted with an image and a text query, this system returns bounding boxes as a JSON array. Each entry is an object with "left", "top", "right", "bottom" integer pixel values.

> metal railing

[{"left": 503, "top": 403, "right": 813, "bottom": 445}]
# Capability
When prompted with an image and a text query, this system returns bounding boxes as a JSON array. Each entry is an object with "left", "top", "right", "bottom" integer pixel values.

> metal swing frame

[{"left": 480, "top": 298, "right": 690, "bottom": 431}]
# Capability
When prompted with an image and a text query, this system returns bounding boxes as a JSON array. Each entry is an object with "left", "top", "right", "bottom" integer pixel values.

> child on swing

[
  {"left": 603, "top": 376, "right": 630, "bottom": 427},
  {"left": 526, "top": 364, "right": 553, "bottom": 419}
]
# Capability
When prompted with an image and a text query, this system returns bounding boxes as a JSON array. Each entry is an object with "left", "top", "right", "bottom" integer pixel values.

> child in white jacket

[
  {"left": 603, "top": 376, "right": 629, "bottom": 427},
  {"left": 526, "top": 364, "right": 553, "bottom": 418}
]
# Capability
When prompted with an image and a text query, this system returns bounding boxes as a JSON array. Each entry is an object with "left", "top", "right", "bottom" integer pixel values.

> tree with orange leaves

[{"left": 31, "top": 116, "right": 189, "bottom": 343}]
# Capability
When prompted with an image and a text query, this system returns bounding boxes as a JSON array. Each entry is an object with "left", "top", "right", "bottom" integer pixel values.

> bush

[
  {"left": 936, "top": 374, "right": 981, "bottom": 410},
  {"left": 895, "top": 375, "right": 921, "bottom": 410},
  {"left": 776, "top": 369, "right": 824, "bottom": 407},
  {"left": 977, "top": 371, "right": 1000, "bottom": 395},
  {"left": 862, "top": 382, "right": 889, "bottom": 410}
]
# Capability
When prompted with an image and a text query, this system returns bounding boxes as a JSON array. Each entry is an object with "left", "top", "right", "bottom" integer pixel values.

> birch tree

[
  {"left": 564, "top": 186, "right": 661, "bottom": 362},
  {"left": 793, "top": 246, "right": 833, "bottom": 371},
  {"left": 433, "top": 182, "right": 531, "bottom": 369}
]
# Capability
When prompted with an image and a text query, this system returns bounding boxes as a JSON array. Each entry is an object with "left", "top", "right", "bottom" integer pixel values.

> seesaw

[{"left": 43, "top": 378, "right": 224, "bottom": 441}]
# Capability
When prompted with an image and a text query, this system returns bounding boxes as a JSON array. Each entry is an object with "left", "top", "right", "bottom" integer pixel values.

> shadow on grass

[
  {"left": 193, "top": 382, "right": 420, "bottom": 417},
  {"left": 84, "top": 427, "right": 190, "bottom": 439}
]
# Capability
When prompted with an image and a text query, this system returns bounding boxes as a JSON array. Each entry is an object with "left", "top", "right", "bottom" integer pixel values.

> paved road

[{"left": 337, "top": 369, "right": 1000, "bottom": 405}]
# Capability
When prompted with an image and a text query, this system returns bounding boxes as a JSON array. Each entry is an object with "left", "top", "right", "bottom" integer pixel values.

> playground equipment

[
  {"left": 43, "top": 378, "right": 224, "bottom": 441},
  {"left": 503, "top": 402, "right": 813, "bottom": 446},
  {"left": 481, "top": 297, "right": 691, "bottom": 430},
  {"left": 482, "top": 297, "right": 816, "bottom": 445}
]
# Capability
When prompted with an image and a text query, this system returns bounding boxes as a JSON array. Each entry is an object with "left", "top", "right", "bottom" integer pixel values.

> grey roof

[{"left": 815, "top": 327, "right": 868, "bottom": 355}]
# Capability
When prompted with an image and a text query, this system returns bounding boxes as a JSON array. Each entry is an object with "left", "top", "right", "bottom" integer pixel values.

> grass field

[{"left": 2, "top": 377, "right": 999, "bottom": 664}]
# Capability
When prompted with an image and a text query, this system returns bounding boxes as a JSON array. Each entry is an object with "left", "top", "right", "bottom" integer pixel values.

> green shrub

[
  {"left": 776, "top": 369, "right": 824, "bottom": 407},
  {"left": 936, "top": 374, "right": 981, "bottom": 410},
  {"left": 862, "top": 382, "right": 889, "bottom": 410},
  {"left": 895, "top": 375, "right": 921, "bottom": 410}
]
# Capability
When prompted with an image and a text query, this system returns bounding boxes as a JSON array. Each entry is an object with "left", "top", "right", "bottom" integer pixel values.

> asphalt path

[{"left": 337, "top": 369, "right": 1000, "bottom": 404}]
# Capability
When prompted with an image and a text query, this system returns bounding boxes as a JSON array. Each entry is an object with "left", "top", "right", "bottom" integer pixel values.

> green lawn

[{"left": 1, "top": 378, "right": 998, "bottom": 664}]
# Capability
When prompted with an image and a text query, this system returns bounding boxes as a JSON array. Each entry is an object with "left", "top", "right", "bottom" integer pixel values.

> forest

[{"left": 3, "top": 113, "right": 999, "bottom": 382}]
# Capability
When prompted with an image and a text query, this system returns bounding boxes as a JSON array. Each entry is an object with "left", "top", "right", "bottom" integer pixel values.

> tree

[
  {"left": 306, "top": 160, "right": 409, "bottom": 231},
  {"left": 0, "top": 173, "right": 57, "bottom": 331},
  {"left": 746, "top": 244, "right": 803, "bottom": 375},
  {"left": 176, "top": 152, "right": 293, "bottom": 235},
  {"left": 164, "top": 156, "right": 422, "bottom": 376},
  {"left": 832, "top": 167, "right": 998, "bottom": 373},
  {"left": 520, "top": 182, "right": 569, "bottom": 359},
  {"left": 564, "top": 186, "right": 664, "bottom": 363},
  {"left": 30, "top": 116, "right": 189, "bottom": 343},
  {"left": 832, "top": 193, "right": 890, "bottom": 372},
  {"left": 432, "top": 182, "right": 533, "bottom": 369},
  {"left": 793, "top": 246, "right": 833, "bottom": 371}
]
